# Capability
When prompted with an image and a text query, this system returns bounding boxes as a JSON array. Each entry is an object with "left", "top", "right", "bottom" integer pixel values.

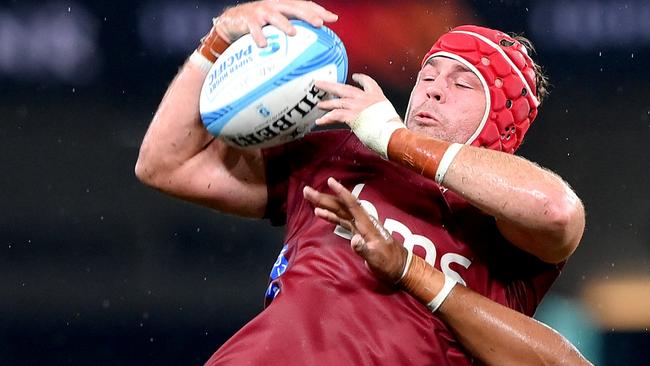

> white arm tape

[
  {"left": 350, "top": 100, "right": 406, "bottom": 159},
  {"left": 397, "top": 249, "right": 414, "bottom": 283},
  {"left": 435, "top": 143, "right": 463, "bottom": 184},
  {"left": 189, "top": 50, "right": 214, "bottom": 74},
  {"left": 426, "top": 274, "right": 457, "bottom": 313}
]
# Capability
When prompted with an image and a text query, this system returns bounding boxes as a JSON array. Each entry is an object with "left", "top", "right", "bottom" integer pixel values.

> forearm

[
  {"left": 445, "top": 145, "right": 584, "bottom": 261},
  {"left": 399, "top": 255, "right": 590, "bottom": 366},
  {"left": 387, "top": 129, "right": 585, "bottom": 262},
  {"left": 438, "top": 285, "right": 592, "bottom": 366},
  {"left": 304, "top": 178, "right": 589, "bottom": 365},
  {"left": 441, "top": 145, "right": 580, "bottom": 232},
  {"left": 387, "top": 129, "right": 576, "bottom": 227}
]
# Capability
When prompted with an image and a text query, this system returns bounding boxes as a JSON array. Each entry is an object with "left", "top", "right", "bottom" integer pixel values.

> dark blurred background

[{"left": 1, "top": 0, "right": 648, "bottom": 364}]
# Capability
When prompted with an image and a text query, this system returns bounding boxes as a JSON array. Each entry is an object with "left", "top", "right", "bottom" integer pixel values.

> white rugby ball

[{"left": 199, "top": 20, "right": 348, "bottom": 149}]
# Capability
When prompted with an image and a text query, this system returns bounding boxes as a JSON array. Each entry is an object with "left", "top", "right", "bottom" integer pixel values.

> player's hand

[
  {"left": 215, "top": 0, "right": 338, "bottom": 47},
  {"left": 315, "top": 74, "right": 405, "bottom": 158},
  {"left": 303, "top": 177, "right": 408, "bottom": 283},
  {"left": 315, "top": 73, "right": 393, "bottom": 126}
]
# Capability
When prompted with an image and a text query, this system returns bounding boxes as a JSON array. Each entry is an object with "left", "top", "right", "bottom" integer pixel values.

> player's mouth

[{"left": 413, "top": 111, "right": 441, "bottom": 127}]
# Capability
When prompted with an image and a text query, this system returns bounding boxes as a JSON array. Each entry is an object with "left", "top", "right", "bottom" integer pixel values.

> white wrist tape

[
  {"left": 350, "top": 100, "right": 406, "bottom": 159},
  {"left": 189, "top": 50, "right": 214, "bottom": 73},
  {"left": 434, "top": 143, "right": 463, "bottom": 184},
  {"left": 426, "top": 274, "right": 457, "bottom": 313},
  {"left": 397, "top": 249, "right": 414, "bottom": 283}
]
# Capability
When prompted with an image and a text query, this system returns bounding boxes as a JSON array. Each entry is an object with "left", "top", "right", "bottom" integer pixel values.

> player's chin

[{"left": 408, "top": 123, "right": 443, "bottom": 140}]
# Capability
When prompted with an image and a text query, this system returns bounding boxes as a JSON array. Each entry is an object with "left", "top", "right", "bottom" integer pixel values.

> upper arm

[
  {"left": 134, "top": 61, "right": 269, "bottom": 218},
  {"left": 140, "top": 138, "right": 269, "bottom": 218},
  {"left": 495, "top": 197, "right": 585, "bottom": 264},
  {"left": 441, "top": 146, "right": 585, "bottom": 264}
]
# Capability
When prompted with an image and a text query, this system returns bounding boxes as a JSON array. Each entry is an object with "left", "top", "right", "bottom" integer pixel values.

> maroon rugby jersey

[{"left": 205, "top": 130, "right": 561, "bottom": 365}]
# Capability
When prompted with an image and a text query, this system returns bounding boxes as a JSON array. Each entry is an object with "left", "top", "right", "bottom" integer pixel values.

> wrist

[
  {"left": 426, "top": 273, "right": 457, "bottom": 312},
  {"left": 399, "top": 254, "right": 444, "bottom": 305},
  {"left": 398, "top": 248, "right": 414, "bottom": 283},
  {"left": 350, "top": 101, "right": 406, "bottom": 159},
  {"left": 189, "top": 51, "right": 215, "bottom": 73},
  {"left": 192, "top": 17, "right": 231, "bottom": 69},
  {"left": 399, "top": 253, "right": 456, "bottom": 312},
  {"left": 387, "top": 129, "right": 463, "bottom": 185}
]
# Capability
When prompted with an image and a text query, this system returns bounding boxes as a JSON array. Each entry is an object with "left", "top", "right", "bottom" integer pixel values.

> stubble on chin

[
  {"left": 406, "top": 121, "right": 448, "bottom": 141},
  {"left": 407, "top": 123, "right": 474, "bottom": 144}
]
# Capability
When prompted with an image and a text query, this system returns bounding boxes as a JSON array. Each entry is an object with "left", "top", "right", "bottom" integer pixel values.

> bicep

[{"left": 160, "top": 139, "right": 269, "bottom": 218}]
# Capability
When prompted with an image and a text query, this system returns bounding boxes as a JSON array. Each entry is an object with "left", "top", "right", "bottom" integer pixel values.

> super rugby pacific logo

[
  {"left": 206, "top": 32, "right": 283, "bottom": 101},
  {"left": 259, "top": 34, "right": 281, "bottom": 57},
  {"left": 206, "top": 44, "right": 254, "bottom": 98}
]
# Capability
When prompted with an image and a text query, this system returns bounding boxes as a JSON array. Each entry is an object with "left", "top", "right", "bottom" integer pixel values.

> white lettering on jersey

[
  {"left": 332, "top": 183, "right": 472, "bottom": 284},
  {"left": 384, "top": 219, "right": 437, "bottom": 265},
  {"left": 440, "top": 253, "right": 471, "bottom": 286}
]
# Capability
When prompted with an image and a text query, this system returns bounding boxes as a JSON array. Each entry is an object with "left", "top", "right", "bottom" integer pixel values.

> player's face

[{"left": 406, "top": 57, "right": 486, "bottom": 143}]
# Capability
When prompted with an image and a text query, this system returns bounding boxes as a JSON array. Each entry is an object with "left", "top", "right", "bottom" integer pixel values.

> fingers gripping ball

[{"left": 199, "top": 20, "right": 348, "bottom": 149}]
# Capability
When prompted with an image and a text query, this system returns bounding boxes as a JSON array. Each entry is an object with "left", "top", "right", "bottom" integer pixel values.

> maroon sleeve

[
  {"left": 507, "top": 261, "right": 564, "bottom": 316},
  {"left": 261, "top": 129, "right": 355, "bottom": 226},
  {"left": 506, "top": 262, "right": 564, "bottom": 316},
  {"left": 261, "top": 143, "right": 292, "bottom": 226}
]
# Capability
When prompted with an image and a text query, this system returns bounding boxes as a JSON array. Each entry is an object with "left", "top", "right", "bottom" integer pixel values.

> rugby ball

[{"left": 199, "top": 20, "right": 348, "bottom": 149}]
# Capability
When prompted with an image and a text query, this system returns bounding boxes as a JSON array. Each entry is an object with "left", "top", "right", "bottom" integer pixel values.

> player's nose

[{"left": 425, "top": 81, "right": 446, "bottom": 103}]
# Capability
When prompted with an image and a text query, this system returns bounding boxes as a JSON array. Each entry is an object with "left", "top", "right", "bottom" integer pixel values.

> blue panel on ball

[
  {"left": 307, "top": 20, "right": 348, "bottom": 84},
  {"left": 201, "top": 20, "right": 348, "bottom": 136}
]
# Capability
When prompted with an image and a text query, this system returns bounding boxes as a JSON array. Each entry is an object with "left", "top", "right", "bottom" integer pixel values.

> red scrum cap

[{"left": 420, "top": 25, "right": 540, "bottom": 153}]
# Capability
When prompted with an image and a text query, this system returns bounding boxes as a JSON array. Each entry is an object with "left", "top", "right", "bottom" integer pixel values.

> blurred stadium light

[
  {"left": 530, "top": 0, "right": 650, "bottom": 49},
  {"left": 137, "top": 2, "right": 221, "bottom": 56},
  {"left": 0, "top": 2, "right": 99, "bottom": 84},
  {"left": 1, "top": 1, "right": 648, "bottom": 365}
]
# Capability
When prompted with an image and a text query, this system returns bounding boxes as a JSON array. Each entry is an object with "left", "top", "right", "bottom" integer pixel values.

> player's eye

[{"left": 455, "top": 79, "right": 473, "bottom": 89}]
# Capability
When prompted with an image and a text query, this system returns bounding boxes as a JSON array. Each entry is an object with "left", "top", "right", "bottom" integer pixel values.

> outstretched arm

[
  {"left": 315, "top": 75, "right": 585, "bottom": 263},
  {"left": 303, "top": 178, "right": 592, "bottom": 366},
  {"left": 135, "top": 0, "right": 338, "bottom": 217}
]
